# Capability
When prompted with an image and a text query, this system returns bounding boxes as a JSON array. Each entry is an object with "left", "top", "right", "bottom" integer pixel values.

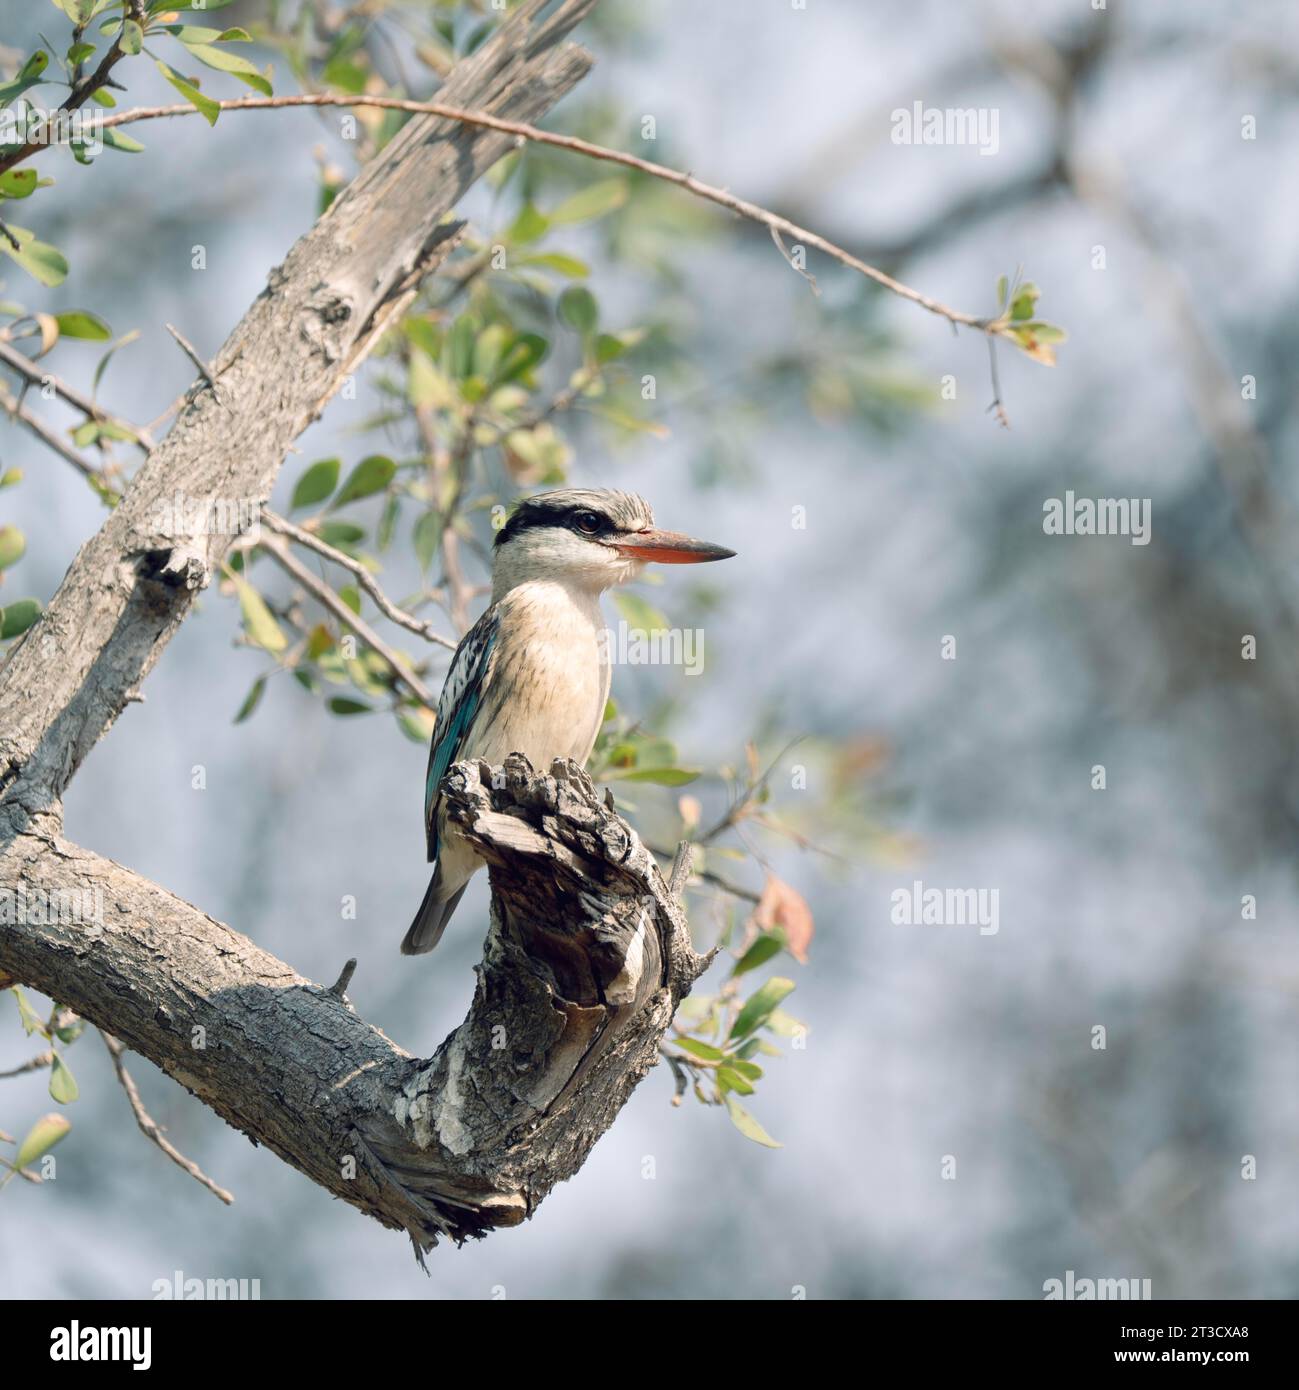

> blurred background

[{"left": 2, "top": 0, "right": 1298, "bottom": 1299}]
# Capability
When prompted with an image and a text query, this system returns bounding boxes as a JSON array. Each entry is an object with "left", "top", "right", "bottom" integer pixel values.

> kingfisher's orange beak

[{"left": 610, "top": 528, "right": 736, "bottom": 564}]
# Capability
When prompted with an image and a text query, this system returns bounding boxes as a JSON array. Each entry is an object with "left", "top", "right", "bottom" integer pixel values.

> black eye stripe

[{"left": 495, "top": 495, "right": 639, "bottom": 547}]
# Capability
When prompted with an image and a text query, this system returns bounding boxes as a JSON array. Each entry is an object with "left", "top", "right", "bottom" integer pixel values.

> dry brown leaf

[{"left": 751, "top": 872, "right": 815, "bottom": 964}]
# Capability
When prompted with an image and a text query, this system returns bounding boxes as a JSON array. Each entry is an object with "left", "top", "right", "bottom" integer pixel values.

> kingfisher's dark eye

[{"left": 573, "top": 510, "right": 603, "bottom": 535}]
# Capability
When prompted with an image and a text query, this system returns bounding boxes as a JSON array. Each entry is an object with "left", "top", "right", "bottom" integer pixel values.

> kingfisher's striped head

[{"left": 492, "top": 487, "right": 734, "bottom": 596}]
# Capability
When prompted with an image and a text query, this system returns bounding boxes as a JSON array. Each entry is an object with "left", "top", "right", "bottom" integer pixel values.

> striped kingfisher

[{"left": 402, "top": 487, "right": 735, "bottom": 954}]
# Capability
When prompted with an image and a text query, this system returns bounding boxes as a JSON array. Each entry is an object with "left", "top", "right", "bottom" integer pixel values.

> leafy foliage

[{"left": 1, "top": 0, "right": 1058, "bottom": 1163}]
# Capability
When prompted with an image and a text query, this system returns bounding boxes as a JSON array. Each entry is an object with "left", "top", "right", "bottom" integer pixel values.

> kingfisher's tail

[{"left": 401, "top": 866, "right": 468, "bottom": 955}]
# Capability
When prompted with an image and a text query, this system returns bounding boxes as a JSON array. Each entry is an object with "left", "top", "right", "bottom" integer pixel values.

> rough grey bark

[
  {"left": 0, "top": 0, "right": 712, "bottom": 1256},
  {"left": 1, "top": 759, "right": 706, "bottom": 1253}
]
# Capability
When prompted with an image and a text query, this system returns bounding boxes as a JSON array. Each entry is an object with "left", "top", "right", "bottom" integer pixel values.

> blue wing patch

[{"left": 424, "top": 604, "right": 500, "bottom": 861}]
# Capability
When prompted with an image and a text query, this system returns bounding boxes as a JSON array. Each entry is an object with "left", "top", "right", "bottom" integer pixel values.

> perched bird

[{"left": 402, "top": 487, "right": 735, "bottom": 955}]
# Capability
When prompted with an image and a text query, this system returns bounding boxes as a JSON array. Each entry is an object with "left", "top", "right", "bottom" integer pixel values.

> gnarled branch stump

[{"left": 0, "top": 757, "right": 705, "bottom": 1256}]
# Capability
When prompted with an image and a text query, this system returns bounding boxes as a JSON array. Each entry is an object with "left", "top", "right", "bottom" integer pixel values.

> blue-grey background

[{"left": 2, "top": 0, "right": 1297, "bottom": 1299}]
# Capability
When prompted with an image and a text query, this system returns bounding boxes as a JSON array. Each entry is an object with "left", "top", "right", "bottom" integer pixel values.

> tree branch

[
  {"left": 0, "top": 378, "right": 109, "bottom": 484},
  {"left": 0, "top": 337, "right": 154, "bottom": 453},
  {"left": 260, "top": 509, "right": 456, "bottom": 651},
  {"left": 2, "top": 756, "right": 708, "bottom": 1256},
  {"left": 91, "top": 93, "right": 992, "bottom": 334},
  {"left": 257, "top": 533, "right": 438, "bottom": 707},
  {"left": 98, "top": 1029, "right": 234, "bottom": 1206}
]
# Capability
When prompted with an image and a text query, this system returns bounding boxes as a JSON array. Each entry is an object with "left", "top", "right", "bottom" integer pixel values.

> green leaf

[
  {"left": 332, "top": 455, "right": 395, "bottom": 507},
  {"left": 155, "top": 59, "right": 220, "bottom": 126},
  {"left": 11, "top": 986, "right": 46, "bottom": 1036},
  {"left": 0, "top": 169, "right": 39, "bottom": 199},
  {"left": 583, "top": 403, "right": 669, "bottom": 439},
  {"left": 120, "top": 18, "right": 144, "bottom": 55},
  {"left": 723, "top": 1095, "right": 781, "bottom": 1148},
  {"left": 0, "top": 51, "right": 50, "bottom": 106},
  {"left": 48, "top": 1054, "right": 78, "bottom": 1104},
  {"left": 0, "top": 525, "right": 25, "bottom": 569},
  {"left": 15, "top": 1112, "right": 70, "bottom": 1171},
  {"left": 674, "top": 1037, "right": 725, "bottom": 1062},
  {"left": 290, "top": 457, "right": 339, "bottom": 510},
  {"left": 1017, "top": 320, "right": 1066, "bottom": 343},
  {"left": 1006, "top": 321, "right": 1064, "bottom": 366},
  {"left": 233, "top": 575, "right": 287, "bottom": 654},
  {"left": 595, "top": 331, "right": 636, "bottom": 364},
  {"left": 497, "top": 332, "right": 548, "bottom": 383},
  {"left": 161, "top": 25, "right": 230, "bottom": 43},
  {"left": 0, "top": 599, "right": 41, "bottom": 639},
  {"left": 53, "top": 1016, "right": 85, "bottom": 1045},
  {"left": 446, "top": 314, "right": 475, "bottom": 378},
  {"left": 0, "top": 225, "right": 68, "bottom": 288},
  {"left": 1009, "top": 282, "right": 1040, "bottom": 322},
  {"left": 315, "top": 520, "right": 364, "bottom": 551},
  {"left": 613, "top": 590, "right": 669, "bottom": 632},
  {"left": 728, "top": 977, "right": 796, "bottom": 1042},
  {"left": 519, "top": 251, "right": 589, "bottom": 278},
  {"left": 409, "top": 350, "right": 458, "bottom": 409},
  {"left": 233, "top": 674, "right": 266, "bottom": 723},
  {"left": 557, "top": 286, "right": 598, "bottom": 335},
  {"left": 91, "top": 328, "right": 140, "bottom": 395},
  {"left": 327, "top": 697, "right": 371, "bottom": 715},
  {"left": 403, "top": 318, "right": 441, "bottom": 360},
  {"left": 550, "top": 178, "right": 628, "bottom": 226},
  {"left": 55, "top": 310, "right": 111, "bottom": 340},
  {"left": 995, "top": 274, "right": 1008, "bottom": 309},
  {"left": 615, "top": 766, "right": 701, "bottom": 786},
  {"left": 398, "top": 706, "right": 436, "bottom": 743},
  {"left": 505, "top": 202, "right": 549, "bottom": 245},
  {"left": 717, "top": 1065, "right": 755, "bottom": 1096},
  {"left": 320, "top": 54, "right": 368, "bottom": 94},
  {"left": 731, "top": 932, "right": 785, "bottom": 978},
  {"left": 54, "top": 2, "right": 96, "bottom": 25},
  {"left": 183, "top": 43, "right": 272, "bottom": 97},
  {"left": 101, "top": 128, "right": 145, "bottom": 153},
  {"left": 414, "top": 511, "right": 443, "bottom": 572},
  {"left": 472, "top": 323, "right": 510, "bottom": 381}
]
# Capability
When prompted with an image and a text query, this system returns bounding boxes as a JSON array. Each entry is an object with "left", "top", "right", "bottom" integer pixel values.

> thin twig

[
  {"left": 89, "top": 94, "right": 992, "bottom": 334},
  {"left": 326, "top": 958, "right": 357, "bottom": 1000},
  {"left": 0, "top": 337, "right": 154, "bottom": 451},
  {"left": 0, "top": 1049, "right": 53, "bottom": 1079},
  {"left": 697, "top": 737, "right": 805, "bottom": 847},
  {"left": 0, "top": 379, "right": 111, "bottom": 483},
  {"left": 649, "top": 842, "right": 761, "bottom": 904},
  {"left": 413, "top": 404, "right": 477, "bottom": 633},
  {"left": 98, "top": 1030, "right": 234, "bottom": 1206},
  {"left": 164, "top": 323, "right": 216, "bottom": 389},
  {"left": 259, "top": 534, "right": 437, "bottom": 707},
  {"left": 260, "top": 509, "right": 455, "bottom": 650}
]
